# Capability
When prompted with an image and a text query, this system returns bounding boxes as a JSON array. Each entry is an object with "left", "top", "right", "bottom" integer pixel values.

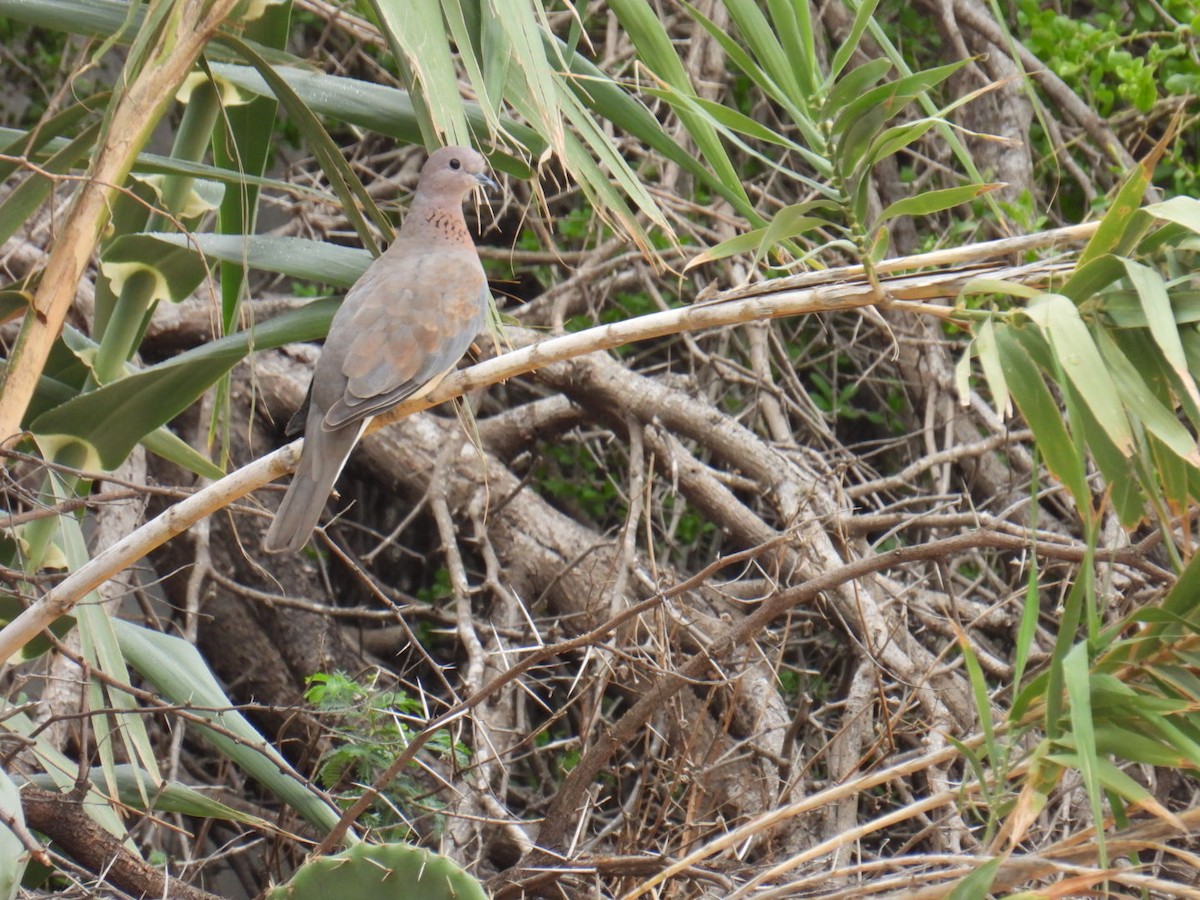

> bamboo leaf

[
  {"left": 877, "top": 182, "right": 1004, "bottom": 223},
  {"left": 1123, "top": 258, "right": 1200, "bottom": 411},
  {"left": 363, "top": 0, "right": 469, "bottom": 145},
  {"left": 995, "top": 325, "right": 1089, "bottom": 514},
  {"left": 492, "top": 0, "right": 565, "bottom": 153},
  {"left": 974, "top": 318, "right": 1010, "bottom": 417},
  {"left": 1077, "top": 127, "right": 1175, "bottom": 267},
  {"left": 1093, "top": 327, "right": 1200, "bottom": 466},
  {"left": 1145, "top": 195, "right": 1200, "bottom": 235},
  {"left": 1063, "top": 645, "right": 1105, "bottom": 866},
  {"left": 1063, "top": 254, "right": 1124, "bottom": 305},
  {"left": 830, "top": 0, "right": 881, "bottom": 79},
  {"left": 948, "top": 857, "right": 1003, "bottom": 899},
  {"left": 1024, "top": 294, "right": 1133, "bottom": 455},
  {"left": 822, "top": 58, "right": 892, "bottom": 118},
  {"left": 607, "top": 0, "right": 744, "bottom": 199},
  {"left": 719, "top": 0, "right": 805, "bottom": 111}
]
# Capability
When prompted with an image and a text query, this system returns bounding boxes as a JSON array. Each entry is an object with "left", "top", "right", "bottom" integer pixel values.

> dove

[{"left": 263, "top": 146, "right": 495, "bottom": 553}]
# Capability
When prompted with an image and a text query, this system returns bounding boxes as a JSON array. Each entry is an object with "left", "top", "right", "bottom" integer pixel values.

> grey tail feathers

[{"left": 262, "top": 421, "right": 366, "bottom": 554}]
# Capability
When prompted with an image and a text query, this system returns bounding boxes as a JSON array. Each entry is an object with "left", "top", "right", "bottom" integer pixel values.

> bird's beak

[{"left": 474, "top": 172, "right": 499, "bottom": 192}]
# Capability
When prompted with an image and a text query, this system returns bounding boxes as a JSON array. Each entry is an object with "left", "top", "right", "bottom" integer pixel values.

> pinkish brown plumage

[{"left": 264, "top": 146, "right": 496, "bottom": 554}]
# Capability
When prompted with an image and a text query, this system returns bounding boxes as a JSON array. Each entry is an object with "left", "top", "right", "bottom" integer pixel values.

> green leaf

[
  {"left": 141, "top": 232, "right": 371, "bottom": 286},
  {"left": 0, "top": 122, "right": 101, "bottom": 249},
  {"left": 368, "top": 0, "right": 469, "bottom": 144},
  {"left": 1077, "top": 135, "right": 1170, "bottom": 267},
  {"left": 680, "top": 0, "right": 810, "bottom": 139},
  {"left": 30, "top": 300, "right": 338, "bottom": 470},
  {"left": 1100, "top": 290, "right": 1200, "bottom": 329},
  {"left": 605, "top": 0, "right": 745, "bottom": 194},
  {"left": 0, "top": 595, "right": 74, "bottom": 662},
  {"left": 1061, "top": 645, "right": 1103, "bottom": 867},
  {"left": 995, "top": 325, "right": 1089, "bottom": 515},
  {"left": 1145, "top": 195, "right": 1200, "bottom": 235},
  {"left": 99, "top": 233, "right": 210, "bottom": 304},
  {"left": 974, "top": 318, "right": 1009, "bottom": 417},
  {"left": 0, "top": 766, "right": 29, "bottom": 899},
  {"left": 1093, "top": 327, "right": 1200, "bottom": 466},
  {"left": 765, "top": 0, "right": 818, "bottom": 96},
  {"left": 829, "top": 0, "right": 882, "bottom": 79},
  {"left": 863, "top": 118, "right": 937, "bottom": 170},
  {"left": 1160, "top": 546, "right": 1200, "bottom": 619},
  {"left": 215, "top": 35, "right": 387, "bottom": 255},
  {"left": 1023, "top": 294, "right": 1133, "bottom": 455},
  {"left": 685, "top": 212, "right": 832, "bottom": 270},
  {"left": 1062, "top": 254, "right": 1125, "bottom": 306},
  {"left": 877, "top": 182, "right": 1004, "bottom": 223},
  {"left": 1123, "top": 258, "right": 1200, "bottom": 411},
  {"left": 1063, "top": 377, "right": 1146, "bottom": 526},
  {"left": 2, "top": 706, "right": 129, "bottom": 839},
  {"left": 948, "top": 856, "right": 1003, "bottom": 899},
  {"left": 719, "top": 0, "right": 806, "bottom": 112},
  {"left": 142, "top": 426, "right": 225, "bottom": 480},
  {"left": 831, "top": 61, "right": 968, "bottom": 137},
  {"left": 26, "top": 765, "right": 274, "bottom": 826},
  {"left": 54, "top": 500, "right": 162, "bottom": 807},
  {"left": 556, "top": 39, "right": 759, "bottom": 219},
  {"left": 112, "top": 619, "right": 341, "bottom": 833},
  {"left": 822, "top": 58, "right": 892, "bottom": 119}
]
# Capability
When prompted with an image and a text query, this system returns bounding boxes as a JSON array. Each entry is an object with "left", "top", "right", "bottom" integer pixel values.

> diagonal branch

[{"left": 0, "top": 235, "right": 1091, "bottom": 663}]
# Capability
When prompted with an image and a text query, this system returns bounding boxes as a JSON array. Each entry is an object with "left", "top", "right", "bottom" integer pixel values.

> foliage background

[{"left": 0, "top": 0, "right": 1198, "bottom": 896}]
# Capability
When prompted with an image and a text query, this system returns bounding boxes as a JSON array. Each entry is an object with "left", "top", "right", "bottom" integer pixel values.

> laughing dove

[{"left": 263, "top": 146, "right": 496, "bottom": 554}]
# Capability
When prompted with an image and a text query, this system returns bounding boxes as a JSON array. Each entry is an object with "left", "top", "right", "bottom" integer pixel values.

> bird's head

[{"left": 419, "top": 146, "right": 498, "bottom": 199}]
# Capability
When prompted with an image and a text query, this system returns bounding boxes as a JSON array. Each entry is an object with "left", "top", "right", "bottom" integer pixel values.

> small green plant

[
  {"left": 537, "top": 441, "right": 624, "bottom": 524},
  {"left": 305, "top": 671, "right": 469, "bottom": 838}
]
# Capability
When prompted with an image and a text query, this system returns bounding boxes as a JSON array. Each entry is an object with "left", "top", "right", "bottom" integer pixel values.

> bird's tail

[{"left": 262, "top": 421, "right": 366, "bottom": 554}]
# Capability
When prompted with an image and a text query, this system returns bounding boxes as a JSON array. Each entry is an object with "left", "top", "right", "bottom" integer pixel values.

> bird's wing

[{"left": 322, "top": 250, "right": 488, "bottom": 430}]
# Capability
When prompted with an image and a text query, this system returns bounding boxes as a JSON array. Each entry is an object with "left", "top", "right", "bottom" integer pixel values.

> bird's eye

[{"left": 449, "top": 158, "right": 462, "bottom": 170}]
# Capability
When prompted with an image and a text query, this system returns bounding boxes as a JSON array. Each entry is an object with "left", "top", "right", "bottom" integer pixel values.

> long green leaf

[
  {"left": 995, "top": 325, "right": 1089, "bottom": 516},
  {"left": 720, "top": 0, "right": 805, "bottom": 112},
  {"left": 973, "top": 318, "right": 1009, "bottom": 417},
  {"left": 822, "top": 58, "right": 891, "bottom": 118},
  {"left": 216, "top": 35, "right": 387, "bottom": 254},
  {"left": 948, "top": 856, "right": 1003, "bottom": 899},
  {"left": 144, "top": 232, "right": 371, "bottom": 285},
  {"left": 1093, "top": 327, "right": 1200, "bottom": 466},
  {"left": 1123, "top": 258, "right": 1200, "bottom": 410},
  {"left": 609, "top": 0, "right": 741, "bottom": 192},
  {"left": 54, "top": 492, "right": 162, "bottom": 807},
  {"left": 31, "top": 300, "right": 338, "bottom": 470},
  {"left": 112, "top": 620, "right": 342, "bottom": 834},
  {"left": 878, "top": 182, "right": 1004, "bottom": 223},
  {"left": 1145, "top": 195, "right": 1200, "bottom": 235},
  {"left": 365, "top": 0, "right": 470, "bottom": 145},
  {"left": 0, "top": 122, "right": 101, "bottom": 249},
  {"left": 0, "top": 766, "right": 29, "bottom": 900},
  {"left": 1063, "top": 643, "right": 1105, "bottom": 865},
  {"left": 27, "top": 766, "right": 276, "bottom": 827},
  {"left": 1024, "top": 294, "right": 1133, "bottom": 455},
  {"left": 1076, "top": 138, "right": 1167, "bottom": 268},
  {"left": 830, "top": 0, "right": 881, "bottom": 78}
]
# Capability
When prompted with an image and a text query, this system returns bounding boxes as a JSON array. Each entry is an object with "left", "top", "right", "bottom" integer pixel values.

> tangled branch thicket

[{"left": 4, "top": 0, "right": 1199, "bottom": 897}]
